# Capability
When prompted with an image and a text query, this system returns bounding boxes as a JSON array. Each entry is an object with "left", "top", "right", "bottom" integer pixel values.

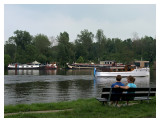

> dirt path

[{"left": 4, "top": 109, "right": 73, "bottom": 116}]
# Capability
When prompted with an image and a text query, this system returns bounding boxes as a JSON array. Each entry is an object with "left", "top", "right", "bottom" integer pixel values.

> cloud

[{"left": 4, "top": 4, "right": 156, "bottom": 42}]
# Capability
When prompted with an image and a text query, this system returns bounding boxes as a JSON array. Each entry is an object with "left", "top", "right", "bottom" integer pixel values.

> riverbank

[{"left": 4, "top": 97, "right": 156, "bottom": 118}]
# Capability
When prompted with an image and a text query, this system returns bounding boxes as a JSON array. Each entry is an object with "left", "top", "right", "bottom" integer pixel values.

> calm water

[{"left": 4, "top": 69, "right": 156, "bottom": 105}]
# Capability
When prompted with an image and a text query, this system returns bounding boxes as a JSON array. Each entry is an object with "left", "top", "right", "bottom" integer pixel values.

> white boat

[
  {"left": 94, "top": 61, "right": 150, "bottom": 77},
  {"left": 94, "top": 67, "right": 150, "bottom": 77},
  {"left": 8, "top": 61, "right": 45, "bottom": 69},
  {"left": 8, "top": 64, "right": 45, "bottom": 69}
]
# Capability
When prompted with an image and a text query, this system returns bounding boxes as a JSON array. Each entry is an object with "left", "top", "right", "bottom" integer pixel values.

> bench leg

[
  {"left": 115, "top": 101, "right": 119, "bottom": 106},
  {"left": 102, "top": 101, "right": 105, "bottom": 106},
  {"left": 102, "top": 101, "right": 108, "bottom": 106},
  {"left": 127, "top": 101, "right": 129, "bottom": 105}
]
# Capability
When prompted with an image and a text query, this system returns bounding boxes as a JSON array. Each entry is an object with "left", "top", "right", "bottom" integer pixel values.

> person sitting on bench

[
  {"left": 110, "top": 75, "right": 125, "bottom": 105},
  {"left": 119, "top": 76, "right": 137, "bottom": 105}
]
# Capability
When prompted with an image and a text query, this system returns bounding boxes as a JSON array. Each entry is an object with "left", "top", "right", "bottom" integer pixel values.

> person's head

[
  {"left": 127, "top": 76, "right": 135, "bottom": 83},
  {"left": 116, "top": 75, "right": 122, "bottom": 82},
  {"left": 132, "top": 77, "right": 135, "bottom": 83}
]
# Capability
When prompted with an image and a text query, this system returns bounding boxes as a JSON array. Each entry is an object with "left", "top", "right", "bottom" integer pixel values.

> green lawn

[{"left": 4, "top": 97, "right": 156, "bottom": 118}]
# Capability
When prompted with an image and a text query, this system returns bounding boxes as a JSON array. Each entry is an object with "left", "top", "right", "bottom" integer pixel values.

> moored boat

[
  {"left": 67, "top": 61, "right": 124, "bottom": 69},
  {"left": 8, "top": 61, "right": 45, "bottom": 69},
  {"left": 94, "top": 61, "right": 150, "bottom": 77},
  {"left": 45, "top": 63, "right": 57, "bottom": 69}
]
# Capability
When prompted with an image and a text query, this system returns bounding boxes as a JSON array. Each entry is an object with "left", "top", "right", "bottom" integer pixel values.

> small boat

[
  {"left": 45, "top": 63, "right": 57, "bottom": 69},
  {"left": 8, "top": 61, "right": 45, "bottom": 69},
  {"left": 94, "top": 61, "right": 150, "bottom": 77}
]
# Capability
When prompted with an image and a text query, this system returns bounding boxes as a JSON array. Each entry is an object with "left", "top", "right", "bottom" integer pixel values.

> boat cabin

[
  {"left": 134, "top": 61, "right": 149, "bottom": 68},
  {"left": 100, "top": 61, "right": 115, "bottom": 65}
]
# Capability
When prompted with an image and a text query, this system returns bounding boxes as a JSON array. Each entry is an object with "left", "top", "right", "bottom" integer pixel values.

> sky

[{"left": 4, "top": 4, "right": 156, "bottom": 43}]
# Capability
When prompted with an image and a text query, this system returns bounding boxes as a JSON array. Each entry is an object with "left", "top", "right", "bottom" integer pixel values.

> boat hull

[{"left": 95, "top": 68, "right": 150, "bottom": 77}]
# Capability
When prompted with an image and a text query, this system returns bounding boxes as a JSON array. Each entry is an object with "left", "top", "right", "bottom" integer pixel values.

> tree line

[{"left": 4, "top": 29, "right": 156, "bottom": 68}]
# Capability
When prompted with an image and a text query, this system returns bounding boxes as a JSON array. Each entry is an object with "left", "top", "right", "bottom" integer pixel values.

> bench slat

[
  {"left": 101, "top": 93, "right": 156, "bottom": 98},
  {"left": 102, "top": 88, "right": 156, "bottom": 92}
]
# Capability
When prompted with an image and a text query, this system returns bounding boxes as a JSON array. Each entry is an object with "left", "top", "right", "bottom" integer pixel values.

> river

[{"left": 4, "top": 69, "right": 156, "bottom": 105}]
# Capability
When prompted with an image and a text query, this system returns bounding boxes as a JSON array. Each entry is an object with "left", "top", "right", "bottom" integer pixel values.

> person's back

[
  {"left": 127, "top": 83, "right": 136, "bottom": 88},
  {"left": 111, "top": 82, "right": 125, "bottom": 88},
  {"left": 111, "top": 75, "right": 125, "bottom": 88},
  {"left": 110, "top": 75, "right": 124, "bottom": 102}
]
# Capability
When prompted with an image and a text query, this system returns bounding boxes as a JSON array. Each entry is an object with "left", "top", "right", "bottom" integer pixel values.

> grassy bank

[{"left": 4, "top": 97, "right": 156, "bottom": 118}]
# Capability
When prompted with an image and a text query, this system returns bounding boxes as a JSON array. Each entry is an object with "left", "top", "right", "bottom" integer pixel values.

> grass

[{"left": 4, "top": 97, "right": 156, "bottom": 118}]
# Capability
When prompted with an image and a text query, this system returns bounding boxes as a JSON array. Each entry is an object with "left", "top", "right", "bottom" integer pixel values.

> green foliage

[
  {"left": 37, "top": 54, "right": 47, "bottom": 63},
  {"left": 9, "top": 30, "right": 32, "bottom": 49},
  {"left": 56, "top": 32, "right": 75, "bottom": 67},
  {"left": 4, "top": 43, "right": 16, "bottom": 60},
  {"left": 4, "top": 29, "right": 156, "bottom": 67},
  {"left": 33, "top": 34, "right": 51, "bottom": 54},
  {"left": 4, "top": 54, "right": 11, "bottom": 68},
  {"left": 75, "top": 29, "right": 94, "bottom": 61},
  {"left": 76, "top": 56, "right": 84, "bottom": 63}
]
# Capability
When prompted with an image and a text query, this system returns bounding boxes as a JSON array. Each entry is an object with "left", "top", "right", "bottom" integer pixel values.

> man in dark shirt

[
  {"left": 111, "top": 75, "right": 125, "bottom": 88},
  {"left": 110, "top": 75, "right": 125, "bottom": 105}
]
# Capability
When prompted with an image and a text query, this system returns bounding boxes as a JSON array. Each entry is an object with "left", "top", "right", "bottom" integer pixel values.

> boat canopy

[{"left": 32, "top": 61, "right": 40, "bottom": 64}]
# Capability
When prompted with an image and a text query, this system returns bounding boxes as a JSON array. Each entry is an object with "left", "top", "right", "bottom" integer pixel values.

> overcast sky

[{"left": 4, "top": 4, "right": 156, "bottom": 42}]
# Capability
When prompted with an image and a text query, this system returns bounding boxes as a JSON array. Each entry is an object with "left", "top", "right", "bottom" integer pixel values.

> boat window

[
  {"left": 145, "top": 63, "right": 149, "bottom": 67},
  {"left": 135, "top": 62, "right": 140, "bottom": 67},
  {"left": 118, "top": 69, "right": 122, "bottom": 72}
]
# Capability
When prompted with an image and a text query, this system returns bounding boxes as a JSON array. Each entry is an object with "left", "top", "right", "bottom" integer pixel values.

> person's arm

[
  {"left": 114, "top": 85, "right": 120, "bottom": 88},
  {"left": 120, "top": 85, "right": 129, "bottom": 89}
]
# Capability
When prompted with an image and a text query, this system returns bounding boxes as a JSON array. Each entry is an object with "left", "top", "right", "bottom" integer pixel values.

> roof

[{"left": 32, "top": 61, "right": 40, "bottom": 64}]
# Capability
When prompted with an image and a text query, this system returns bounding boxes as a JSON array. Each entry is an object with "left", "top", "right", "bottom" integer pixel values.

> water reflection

[
  {"left": 8, "top": 69, "right": 57, "bottom": 75},
  {"left": 66, "top": 69, "right": 94, "bottom": 75},
  {"left": 95, "top": 76, "right": 150, "bottom": 88},
  {"left": 8, "top": 70, "right": 40, "bottom": 75}
]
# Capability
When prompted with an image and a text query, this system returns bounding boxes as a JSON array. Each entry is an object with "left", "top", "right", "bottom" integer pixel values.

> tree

[
  {"left": 9, "top": 30, "right": 32, "bottom": 49},
  {"left": 76, "top": 56, "right": 84, "bottom": 63},
  {"left": 5, "top": 30, "right": 33, "bottom": 63},
  {"left": 140, "top": 36, "right": 156, "bottom": 64},
  {"left": 32, "top": 34, "right": 52, "bottom": 63},
  {"left": 4, "top": 54, "right": 11, "bottom": 68},
  {"left": 75, "top": 29, "right": 94, "bottom": 61},
  {"left": 4, "top": 43, "right": 16, "bottom": 61},
  {"left": 56, "top": 32, "right": 75, "bottom": 67},
  {"left": 95, "top": 29, "right": 107, "bottom": 60},
  {"left": 37, "top": 54, "right": 47, "bottom": 63},
  {"left": 33, "top": 34, "right": 51, "bottom": 54},
  {"left": 57, "top": 31, "right": 69, "bottom": 44},
  {"left": 25, "top": 44, "right": 38, "bottom": 63}
]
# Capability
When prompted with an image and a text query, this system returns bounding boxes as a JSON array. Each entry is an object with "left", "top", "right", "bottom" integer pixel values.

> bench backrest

[{"left": 101, "top": 87, "right": 156, "bottom": 98}]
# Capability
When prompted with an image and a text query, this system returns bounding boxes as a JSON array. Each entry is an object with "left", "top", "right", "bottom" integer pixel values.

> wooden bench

[{"left": 96, "top": 87, "right": 156, "bottom": 105}]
